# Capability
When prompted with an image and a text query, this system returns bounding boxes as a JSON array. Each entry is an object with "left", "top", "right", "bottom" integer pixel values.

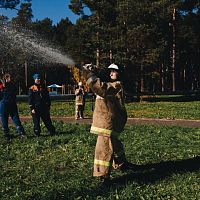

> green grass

[
  {"left": 18, "top": 99, "right": 200, "bottom": 120},
  {"left": 126, "top": 101, "right": 200, "bottom": 120},
  {"left": 17, "top": 101, "right": 94, "bottom": 118},
  {"left": 0, "top": 122, "right": 199, "bottom": 199}
]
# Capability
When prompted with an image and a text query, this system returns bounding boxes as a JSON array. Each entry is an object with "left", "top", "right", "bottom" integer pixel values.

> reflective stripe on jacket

[{"left": 87, "top": 75, "right": 127, "bottom": 136}]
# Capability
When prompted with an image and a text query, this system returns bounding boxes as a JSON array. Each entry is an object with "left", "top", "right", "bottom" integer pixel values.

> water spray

[{"left": 0, "top": 23, "right": 75, "bottom": 66}]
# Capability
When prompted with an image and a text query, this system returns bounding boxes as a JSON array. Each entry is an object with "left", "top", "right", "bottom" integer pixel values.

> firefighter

[
  {"left": 83, "top": 63, "right": 139, "bottom": 187},
  {"left": 75, "top": 81, "right": 85, "bottom": 120},
  {"left": 28, "top": 73, "right": 55, "bottom": 136},
  {"left": 0, "top": 73, "right": 26, "bottom": 142}
]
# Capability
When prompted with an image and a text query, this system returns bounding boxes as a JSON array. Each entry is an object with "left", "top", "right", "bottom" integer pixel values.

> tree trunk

[
  {"left": 140, "top": 65, "right": 144, "bottom": 92},
  {"left": 161, "top": 63, "right": 164, "bottom": 92},
  {"left": 172, "top": 8, "right": 176, "bottom": 92}
]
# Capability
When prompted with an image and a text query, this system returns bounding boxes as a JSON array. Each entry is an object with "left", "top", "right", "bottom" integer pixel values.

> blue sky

[{"left": 0, "top": 0, "right": 87, "bottom": 24}]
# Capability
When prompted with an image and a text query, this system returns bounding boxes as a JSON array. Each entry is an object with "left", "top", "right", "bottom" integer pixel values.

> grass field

[
  {"left": 126, "top": 101, "right": 200, "bottom": 119},
  {"left": 0, "top": 122, "right": 199, "bottom": 199},
  {"left": 18, "top": 99, "right": 200, "bottom": 120}
]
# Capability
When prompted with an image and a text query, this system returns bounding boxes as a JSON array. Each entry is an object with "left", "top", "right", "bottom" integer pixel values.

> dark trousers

[
  {"left": 32, "top": 107, "right": 55, "bottom": 135},
  {"left": 0, "top": 102, "right": 25, "bottom": 135},
  {"left": 75, "top": 105, "right": 84, "bottom": 118}
]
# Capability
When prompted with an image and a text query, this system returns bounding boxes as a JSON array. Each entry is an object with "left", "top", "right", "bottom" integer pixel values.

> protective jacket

[
  {"left": 75, "top": 88, "right": 85, "bottom": 106},
  {"left": 28, "top": 84, "right": 51, "bottom": 110},
  {"left": 87, "top": 75, "right": 127, "bottom": 137}
]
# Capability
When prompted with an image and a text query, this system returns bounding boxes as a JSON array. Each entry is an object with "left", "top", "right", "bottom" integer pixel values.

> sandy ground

[{"left": 18, "top": 116, "right": 200, "bottom": 128}]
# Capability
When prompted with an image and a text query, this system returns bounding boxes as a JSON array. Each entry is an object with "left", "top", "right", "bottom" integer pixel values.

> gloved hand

[
  {"left": 82, "top": 63, "right": 98, "bottom": 74},
  {"left": 82, "top": 63, "right": 100, "bottom": 80},
  {"left": 31, "top": 109, "right": 35, "bottom": 114}
]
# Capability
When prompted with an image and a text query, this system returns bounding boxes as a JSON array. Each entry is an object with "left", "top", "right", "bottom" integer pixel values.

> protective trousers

[
  {"left": 32, "top": 107, "right": 55, "bottom": 136},
  {"left": 93, "top": 134, "right": 126, "bottom": 177}
]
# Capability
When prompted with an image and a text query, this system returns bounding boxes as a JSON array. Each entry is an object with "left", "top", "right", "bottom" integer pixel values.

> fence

[{"left": 16, "top": 93, "right": 94, "bottom": 102}]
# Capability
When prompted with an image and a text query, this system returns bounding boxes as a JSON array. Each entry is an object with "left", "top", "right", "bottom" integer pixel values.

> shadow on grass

[
  {"left": 112, "top": 156, "right": 200, "bottom": 185},
  {"left": 45, "top": 156, "right": 200, "bottom": 199}
]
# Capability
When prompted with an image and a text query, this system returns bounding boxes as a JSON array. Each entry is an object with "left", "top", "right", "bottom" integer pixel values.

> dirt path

[{"left": 19, "top": 116, "right": 200, "bottom": 128}]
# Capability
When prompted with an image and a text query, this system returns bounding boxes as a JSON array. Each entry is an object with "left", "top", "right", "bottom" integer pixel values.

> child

[
  {"left": 0, "top": 73, "right": 26, "bottom": 142},
  {"left": 75, "top": 82, "right": 85, "bottom": 119}
]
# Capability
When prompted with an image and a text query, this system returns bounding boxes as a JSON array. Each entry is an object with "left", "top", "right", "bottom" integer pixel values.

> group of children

[{"left": 0, "top": 73, "right": 55, "bottom": 142}]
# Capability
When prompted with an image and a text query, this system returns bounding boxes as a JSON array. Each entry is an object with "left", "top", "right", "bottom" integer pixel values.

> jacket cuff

[
  {"left": 29, "top": 105, "right": 34, "bottom": 110},
  {"left": 86, "top": 75, "right": 98, "bottom": 85}
]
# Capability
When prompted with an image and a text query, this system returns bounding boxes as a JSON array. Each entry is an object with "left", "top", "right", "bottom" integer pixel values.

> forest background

[{"left": 0, "top": 0, "right": 200, "bottom": 94}]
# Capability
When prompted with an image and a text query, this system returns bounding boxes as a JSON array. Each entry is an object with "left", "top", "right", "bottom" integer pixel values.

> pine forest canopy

[
  {"left": 67, "top": 0, "right": 200, "bottom": 93},
  {"left": 0, "top": 0, "right": 28, "bottom": 9},
  {"left": 0, "top": 0, "right": 31, "bottom": 9},
  {"left": 0, "top": 0, "right": 200, "bottom": 94}
]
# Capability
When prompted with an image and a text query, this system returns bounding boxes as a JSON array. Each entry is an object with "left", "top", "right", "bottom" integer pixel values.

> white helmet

[
  {"left": 108, "top": 63, "right": 119, "bottom": 70},
  {"left": 78, "top": 82, "right": 82, "bottom": 86}
]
